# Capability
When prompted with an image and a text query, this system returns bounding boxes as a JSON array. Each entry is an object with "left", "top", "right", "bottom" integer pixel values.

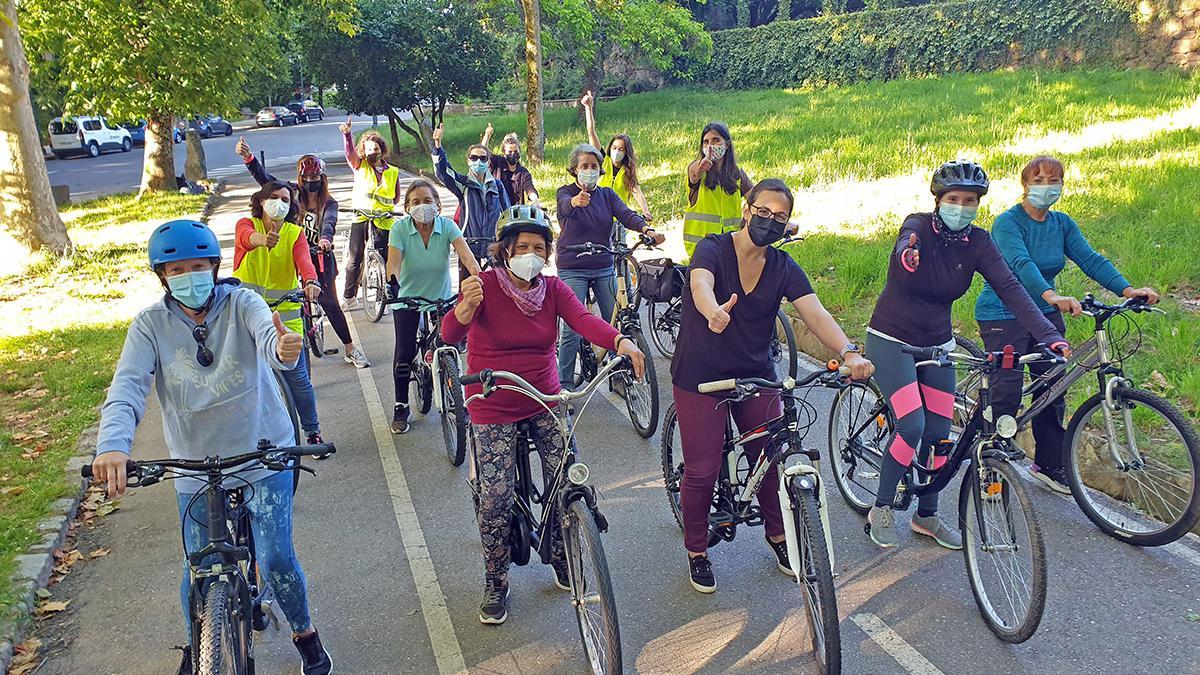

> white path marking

[{"left": 850, "top": 613, "right": 944, "bottom": 675}]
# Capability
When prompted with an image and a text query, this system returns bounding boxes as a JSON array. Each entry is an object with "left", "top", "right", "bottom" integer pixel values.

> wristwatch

[{"left": 840, "top": 343, "right": 862, "bottom": 359}]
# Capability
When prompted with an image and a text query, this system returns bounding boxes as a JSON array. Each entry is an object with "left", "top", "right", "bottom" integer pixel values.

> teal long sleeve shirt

[{"left": 975, "top": 203, "right": 1130, "bottom": 322}]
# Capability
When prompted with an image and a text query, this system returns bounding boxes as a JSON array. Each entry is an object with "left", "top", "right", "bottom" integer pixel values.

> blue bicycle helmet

[{"left": 148, "top": 219, "right": 221, "bottom": 268}]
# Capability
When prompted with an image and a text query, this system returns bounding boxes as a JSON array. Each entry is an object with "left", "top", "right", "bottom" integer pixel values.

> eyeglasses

[
  {"left": 468, "top": 154, "right": 489, "bottom": 162},
  {"left": 192, "top": 324, "right": 214, "bottom": 367},
  {"left": 750, "top": 204, "right": 790, "bottom": 225}
]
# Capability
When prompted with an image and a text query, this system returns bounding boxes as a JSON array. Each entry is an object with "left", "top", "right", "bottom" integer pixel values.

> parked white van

[{"left": 48, "top": 116, "right": 132, "bottom": 158}]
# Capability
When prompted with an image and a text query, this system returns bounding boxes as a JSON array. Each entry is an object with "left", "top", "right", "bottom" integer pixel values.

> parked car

[
  {"left": 256, "top": 106, "right": 299, "bottom": 127},
  {"left": 185, "top": 114, "right": 234, "bottom": 138},
  {"left": 285, "top": 100, "right": 324, "bottom": 123},
  {"left": 120, "top": 120, "right": 147, "bottom": 146},
  {"left": 48, "top": 116, "right": 132, "bottom": 158}
]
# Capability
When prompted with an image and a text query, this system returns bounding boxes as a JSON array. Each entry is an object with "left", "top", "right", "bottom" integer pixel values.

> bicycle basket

[{"left": 638, "top": 258, "right": 685, "bottom": 303}]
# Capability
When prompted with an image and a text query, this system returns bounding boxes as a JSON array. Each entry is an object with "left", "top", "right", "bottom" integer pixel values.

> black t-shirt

[
  {"left": 671, "top": 233, "right": 814, "bottom": 391},
  {"left": 489, "top": 156, "right": 536, "bottom": 206}
]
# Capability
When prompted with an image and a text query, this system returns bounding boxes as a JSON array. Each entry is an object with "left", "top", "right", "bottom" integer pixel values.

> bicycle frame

[
  {"left": 569, "top": 237, "right": 655, "bottom": 363},
  {"left": 389, "top": 297, "right": 460, "bottom": 415}
]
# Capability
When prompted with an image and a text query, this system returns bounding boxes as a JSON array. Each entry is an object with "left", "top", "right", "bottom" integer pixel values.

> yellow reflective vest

[
  {"left": 600, "top": 155, "right": 632, "bottom": 206},
  {"left": 353, "top": 161, "right": 400, "bottom": 230},
  {"left": 233, "top": 217, "right": 304, "bottom": 332},
  {"left": 683, "top": 171, "right": 749, "bottom": 258}
]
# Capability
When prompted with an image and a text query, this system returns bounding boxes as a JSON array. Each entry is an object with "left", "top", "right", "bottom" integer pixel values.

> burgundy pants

[{"left": 674, "top": 385, "right": 784, "bottom": 554}]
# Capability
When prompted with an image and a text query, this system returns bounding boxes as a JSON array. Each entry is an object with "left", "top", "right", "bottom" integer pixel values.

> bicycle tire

[
  {"left": 953, "top": 332, "right": 985, "bottom": 358},
  {"left": 197, "top": 580, "right": 251, "bottom": 675},
  {"left": 791, "top": 486, "right": 842, "bottom": 674},
  {"left": 772, "top": 310, "right": 798, "bottom": 381},
  {"left": 415, "top": 362, "right": 434, "bottom": 415},
  {"left": 439, "top": 353, "right": 468, "bottom": 466},
  {"left": 363, "top": 255, "right": 385, "bottom": 323},
  {"left": 273, "top": 371, "right": 303, "bottom": 495},
  {"left": 575, "top": 341, "right": 598, "bottom": 389},
  {"left": 660, "top": 404, "right": 684, "bottom": 529},
  {"left": 563, "top": 498, "right": 623, "bottom": 674},
  {"left": 960, "top": 455, "right": 1046, "bottom": 643},
  {"left": 623, "top": 329, "right": 660, "bottom": 438},
  {"left": 647, "top": 298, "right": 680, "bottom": 359},
  {"left": 827, "top": 381, "right": 890, "bottom": 515},
  {"left": 307, "top": 303, "right": 326, "bottom": 360},
  {"left": 1064, "top": 387, "right": 1200, "bottom": 546}
]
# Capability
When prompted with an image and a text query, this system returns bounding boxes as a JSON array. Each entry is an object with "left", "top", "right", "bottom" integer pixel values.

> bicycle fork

[{"left": 778, "top": 463, "right": 836, "bottom": 580}]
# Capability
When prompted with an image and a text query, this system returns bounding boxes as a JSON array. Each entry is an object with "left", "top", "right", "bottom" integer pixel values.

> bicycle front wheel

[
  {"left": 647, "top": 298, "right": 680, "bottom": 359},
  {"left": 771, "top": 310, "right": 798, "bottom": 381},
  {"left": 363, "top": 256, "right": 385, "bottom": 323},
  {"left": 439, "top": 353, "right": 468, "bottom": 466},
  {"left": 1065, "top": 387, "right": 1200, "bottom": 546},
  {"left": 563, "top": 498, "right": 622, "bottom": 674},
  {"left": 960, "top": 454, "right": 1046, "bottom": 643},
  {"left": 307, "top": 303, "right": 326, "bottom": 359},
  {"left": 827, "top": 381, "right": 890, "bottom": 514},
  {"left": 660, "top": 405, "right": 685, "bottom": 529},
  {"left": 790, "top": 486, "right": 841, "bottom": 674},
  {"left": 198, "top": 579, "right": 252, "bottom": 675},
  {"left": 622, "top": 330, "right": 659, "bottom": 438}
]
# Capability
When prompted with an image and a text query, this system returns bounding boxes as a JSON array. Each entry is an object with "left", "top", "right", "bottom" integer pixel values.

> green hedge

[{"left": 703, "top": 0, "right": 1137, "bottom": 89}]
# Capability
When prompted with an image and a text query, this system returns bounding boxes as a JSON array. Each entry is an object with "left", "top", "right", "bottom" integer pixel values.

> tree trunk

[
  {"left": 140, "top": 111, "right": 176, "bottom": 196},
  {"left": 580, "top": 45, "right": 606, "bottom": 123},
  {"left": 397, "top": 107, "right": 429, "bottom": 156},
  {"left": 0, "top": 0, "right": 72, "bottom": 256},
  {"left": 521, "top": 0, "right": 545, "bottom": 163},
  {"left": 384, "top": 108, "right": 404, "bottom": 158}
]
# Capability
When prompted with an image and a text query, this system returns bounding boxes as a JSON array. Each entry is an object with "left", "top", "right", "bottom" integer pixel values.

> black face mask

[
  {"left": 505, "top": 153, "right": 520, "bottom": 165},
  {"left": 302, "top": 180, "right": 323, "bottom": 193},
  {"left": 748, "top": 214, "right": 787, "bottom": 247},
  {"left": 366, "top": 152, "right": 381, "bottom": 165}
]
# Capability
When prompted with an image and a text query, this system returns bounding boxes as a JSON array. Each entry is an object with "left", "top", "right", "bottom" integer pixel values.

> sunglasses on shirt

[{"left": 192, "top": 324, "right": 214, "bottom": 367}]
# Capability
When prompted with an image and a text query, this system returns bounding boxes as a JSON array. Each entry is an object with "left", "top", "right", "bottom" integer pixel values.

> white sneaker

[
  {"left": 341, "top": 297, "right": 362, "bottom": 311},
  {"left": 344, "top": 347, "right": 371, "bottom": 368}
]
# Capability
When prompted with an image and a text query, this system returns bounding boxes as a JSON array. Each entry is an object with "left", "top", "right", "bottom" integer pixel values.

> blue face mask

[
  {"left": 938, "top": 203, "right": 978, "bottom": 232},
  {"left": 1027, "top": 184, "right": 1063, "bottom": 210},
  {"left": 468, "top": 159, "right": 489, "bottom": 176},
  {"left": 166, "top": 270, "right": 215, "bottom": 310}
]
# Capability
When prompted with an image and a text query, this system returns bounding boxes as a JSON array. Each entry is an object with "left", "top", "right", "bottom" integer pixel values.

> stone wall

[{"left": 1126, "top": 0, "right": 1200, "bottom": 69}]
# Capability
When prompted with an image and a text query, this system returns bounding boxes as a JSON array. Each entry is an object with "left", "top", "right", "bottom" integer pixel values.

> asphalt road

[
  {"left": 34, "top": 170, "right": 1200, "bottom": 674},
  {"left": 45, "top": 114, "right": 379, "bottom": 202}
]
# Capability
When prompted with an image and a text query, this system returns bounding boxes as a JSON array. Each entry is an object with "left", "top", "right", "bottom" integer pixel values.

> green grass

[
  {"left": 384, "top": 67, "right": 1200, "bottom": 419},
  {"left": 61, "top": 191, "right": 209, "bottom": 231}
]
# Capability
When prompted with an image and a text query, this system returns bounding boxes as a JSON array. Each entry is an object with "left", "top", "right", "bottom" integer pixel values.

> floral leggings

[{"left": 474, "top": 410, "right": 567, "bottom": 584}]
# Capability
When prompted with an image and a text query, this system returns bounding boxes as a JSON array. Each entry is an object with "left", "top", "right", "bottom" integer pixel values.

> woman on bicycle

[
  {"left": 91, "top": 220, "right": 333, "bottom": 675},
  {"left": 384, "top": 178, "right": 481, "bottom": 434},
  {"left": 555, "top": 142, "right": 664, "bottom": 390},
  {"left": 432, "top": 121, "right": 511, "bottom": 280},
  {"left": 441, "top": 204, "right": 646, "bottom": 625},
  {"left": 865, "top": 159, "right": 1069, "bottom": 550},
  {"left": 580, "top": 91, "right": 653, "bottom": 223},
  {"left": 340, "top": 118, "right": 402, "bottom": 310},
  {"left": 673, "top": 179, "right": 873, "bottom": 593},
  {"left": 682, "top": 121, "right": 753, "bottom": 258},
  {"left": 975, "top": 155, "right": 1159, "bottom": 494},
  {"left": 235, "top": 137, "right": 371, "bottom": 368},
  {"left": 233, "top": 181, "right": 326, "bottom": 446}
]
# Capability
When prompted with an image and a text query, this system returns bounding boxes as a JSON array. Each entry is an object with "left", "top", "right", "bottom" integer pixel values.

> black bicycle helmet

[
  {"left": 496, "top": 204, "right": 553, "bottom": 242},
  {"left": 930, "top": 159, "right": 990, "bottom": 197}
]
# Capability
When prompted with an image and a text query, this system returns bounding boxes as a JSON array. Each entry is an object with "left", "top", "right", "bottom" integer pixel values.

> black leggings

[
  {"left": 343, "top": 221, "right": 389, "bottom": 299},
  {"left": 392, "top": 308, "right": 420, "bottom": 404},
  {"left": 311, "top": 249, "right": 352, "bottom": 346}
]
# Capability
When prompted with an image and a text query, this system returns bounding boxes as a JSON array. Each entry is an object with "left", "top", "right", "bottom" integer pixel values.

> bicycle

[
  {"left": 385, "top": 295, "right": 468, "bottom": 466},
  {"left": 340, "top": 207, "right": 398, "bottom": 323},
  {"left": 463, "top": 237, "right": 495, "bottom": 272},
  {"left": 829, "top": 345, "right": 1060, "bottom": 642},
  {"left": 562, "top": 235, "right": 661, "bottom": 438},
  {"left": 661, "top": 363, "right": 849, "bottom": 674},
  {"left": 462, "top": 356, "right": 628, "bottom": 674},
  {"left": 82, "top": 440, "right": 336, "bottom": 674},
  {"left": 267, "top": 289, "right": 333, "bottom": 378},
  {"left": 954, "top": 295, "right": 1200, "bottom": 546}
]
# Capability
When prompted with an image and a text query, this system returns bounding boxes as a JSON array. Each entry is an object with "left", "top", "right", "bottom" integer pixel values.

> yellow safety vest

[
  {"left": 600, "top": 155, "right": 632, "bottom": 205},
  {"left": 682, "top": 173, "right": 747, "bottom": 258},
  {"left": 233, "top": 217, "right": 305, "bottom": 332},
  {"left": 352, "top": 162, "right": 400, "bottom": 230}
]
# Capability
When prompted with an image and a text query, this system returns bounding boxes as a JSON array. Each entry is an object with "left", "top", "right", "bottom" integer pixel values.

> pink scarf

[{"left": 495, "top": 269, "right": 546, "bottom": 317}]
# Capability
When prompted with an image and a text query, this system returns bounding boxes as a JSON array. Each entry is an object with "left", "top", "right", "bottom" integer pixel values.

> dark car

[
  {"left": 120, "top": 121, "right": 147, "bottom": 146},
  {"left": 187, "top": 114, "right": 234, "bottom": 138},
  {"left": 285, "top": 100, "right": 324, "bottom": 123},
  {"left": 256, "top": 106, "right": 299, "bottom": 127}
]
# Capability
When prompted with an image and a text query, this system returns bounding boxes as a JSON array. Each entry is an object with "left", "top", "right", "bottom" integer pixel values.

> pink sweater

[{"left": 441, "top": 269, "right": 620, "bottom": 424}]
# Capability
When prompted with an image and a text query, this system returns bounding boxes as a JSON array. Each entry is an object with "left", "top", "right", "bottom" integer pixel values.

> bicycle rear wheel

[
  {"left": 960, "top": 454, "right": 1046, "bottom": 643},
  {"left": 562, "top": 498, "right": 622, "bottom": 674},
  {"left": 363, "top": 255, "right": 385, "bottom": 323},
  {"left": 771, "top": 310, "right": 798, "bottom": 381},
  {"left": 621, "top": 330, "right": 659, "bottom": 438},
  {"left": 647, "top": 298, "right": 681, "bottom": 359},
  {"left": 197, "top": 579, "right": 252, "bottom": 675},
  {"left": 273, "top": 371, "right": 303, "bottom": 494},
  {"left": 1065, "top": 387, "right": 1200, "bottom": 546},
  {"left": 439, "top": 353, "right": 468, "bottom": 466},
  {"left": 790, "top": 486, "right": 841, "bottom": 674},
  {"left": 827, "top": 381, "right": 890, "bottom": 514},
  {"left": 307, "top": 301, "right": 326, "bottom": 359}
]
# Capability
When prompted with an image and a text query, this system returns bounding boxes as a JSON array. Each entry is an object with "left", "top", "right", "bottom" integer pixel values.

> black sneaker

[
  {"left": 175, "top": 646, "right": 193, "bottom": 675},
  {"left": 306, "top": 431, "right": 331, "bottom": 460},
  {"left": 293, "top": 630, "right": 333, "bottom": 675},
  {"left": 550, "top": 558, "right": 571, "bottom": 591},
  {"left": 479, "top": 579, "right": 509, "bottom": 625},
  {"left": 767, "top": 538, "right": 793, "bottom": 577},
  {"left": 688, "top": 555, "right": 716, "bottom": 593},
  {"left": 391, "top": 403, "right": 410, "bottom": 434},
  {"left": 1030, "top": 464, "right": 1072, "bottom": 495}
]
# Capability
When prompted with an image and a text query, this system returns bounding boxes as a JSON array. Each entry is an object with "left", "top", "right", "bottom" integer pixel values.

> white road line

[
  {"left": 345, "top": 314, "right": 468, "bottom": 675},
  {"left": 850, "top": 613, "right": 944, "bottom": 675}
]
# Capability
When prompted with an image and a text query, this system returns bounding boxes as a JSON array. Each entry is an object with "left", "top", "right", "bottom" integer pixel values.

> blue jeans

[
  {"left": 175, "top": 470, "right": 312, "bottom": 638},
  {"left": 279, "top": 349, "right": 320, "bottom": 435},
  {"left": 557, "top": 266, "right": 616, "bottom": 389}
]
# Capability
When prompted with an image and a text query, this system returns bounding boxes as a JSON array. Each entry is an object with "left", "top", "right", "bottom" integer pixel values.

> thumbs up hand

[
  {"left": 708, "top": 293, "right": 738, "bottom": 334},
  {"left": 235, "top": 136, "right": 251, "bottom": 159},
  {"left": 273, "top": 311, "right": 303, "bottom": 365},
  {"left": 900, "top": 232, "right": 920, "bottom": 272},
  {"left": 339, "top": 117, "right": 352, "bottom": 134}
]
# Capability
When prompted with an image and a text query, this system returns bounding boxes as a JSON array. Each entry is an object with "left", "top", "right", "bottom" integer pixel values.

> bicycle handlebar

[
  {"left": 1081, "top": 293, "right": 1161, "bottom": 317},
  {"left": 266, "top": 290, "right": 306, "bottom": 307},
  {"left": 562, "top": 234, "right": 659, "bottom": 257},
  {"left": 81, "top": 442, "right": 336, "bottom": 480},
  {"left": 904, "top": 344, "right": 1064, "bottom": 369},
  {"left": 384, "top": 295, "right": 457, "bottom": 311},
  {"left": 463, "top": 354, "right": 632, "bottom": 403},
  {"left": 697, "top": 361, "right": 850, "bottom": 394}
]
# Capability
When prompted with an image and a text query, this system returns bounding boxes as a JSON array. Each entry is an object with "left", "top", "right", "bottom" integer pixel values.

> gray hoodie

[{"left": 96, "top": 280, "right": 297, "bottom": 493}]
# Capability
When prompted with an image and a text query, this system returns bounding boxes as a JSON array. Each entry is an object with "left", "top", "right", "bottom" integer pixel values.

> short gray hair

[{"left": 567, "top": 143, "right": 604, "bottom": 176}]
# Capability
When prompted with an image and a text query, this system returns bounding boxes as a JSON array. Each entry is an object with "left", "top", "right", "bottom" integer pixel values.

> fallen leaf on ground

[
  {"left": 35, "top": 588, "right": 52, "bottom": 600},
  {"left": 9, "top": 637, "right": 43, "bottom": 675},
  {"left": 89, "top": 548, "right": 111, "bottom": 558},
  {"left": 36, "top": 600, "right": 70, "bottom": 615},
  {"left": 0, "top": 486, "right": 27, "bottom": 496}
]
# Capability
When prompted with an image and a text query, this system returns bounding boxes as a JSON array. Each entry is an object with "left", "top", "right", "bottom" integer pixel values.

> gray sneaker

[
  {"left": 344, "top": 346, "right": 371, "bottom": 368},
  {"left": 868, "top": 505, "right": 898, "bottom": 549},
  {"left": 341, "top": 297, "right": 362, "bottom": 311},
  {"left": 910, "top": 513, "right": 963, "bottom": 550}
]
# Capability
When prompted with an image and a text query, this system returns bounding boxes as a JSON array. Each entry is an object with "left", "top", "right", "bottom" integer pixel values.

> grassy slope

[{"left": 389, "top": 68, "right": 1199, "bottom": 416}]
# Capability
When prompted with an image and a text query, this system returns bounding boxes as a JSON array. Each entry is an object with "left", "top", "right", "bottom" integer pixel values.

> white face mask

[
  {"left": 264, "top": 198, "right": 290, "bottom": 221},
  {"left": 409, "top": 203, "right": 439, "bottom": 223},
  {"left": 577, "top": 168, "right": 601, "bottom": 189},
  {"left": 508, "top": 252, "right": 545, "bottom": 282},
  {"left": 610, "top": 149, "right": 625, "bottom": 165}
]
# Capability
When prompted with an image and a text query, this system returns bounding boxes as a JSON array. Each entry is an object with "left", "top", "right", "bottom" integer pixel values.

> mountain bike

[
  {"left": 462, "top": 356, "right": 629, "bottom": 674},
  {"left": 829, "top": 345, "right": 1061, "bottom": 643},
  {"left": 386, "top": 295, "right": 468, "bottom": 466},
  {"left": 341, "top": 208, "right": 397, "bottom": 323},
  {"left": 304, "top": 244, "right": 341, "bottom": 360},
  {"left": 564, "top": 235, "right": 661, "bottom": 438},
  {"left": 661, "top": 363, "right": 849, "bottom": 674},
  {"left": 82, "top": 440, "right": 336, "bottom": 674},
  {"left": 954, "top": 295, "right": 1199, "bottom": 546}
]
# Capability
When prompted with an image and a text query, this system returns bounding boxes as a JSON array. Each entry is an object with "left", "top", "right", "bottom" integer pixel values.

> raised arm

[
  {"left": 581, "top": 91, "right": 602, "bottom": 152},
  {"left": 236, "top": 136, "right": 274, "bottom": 185},
  {"left": 340, "top": 118, "right": 361, "bottom": 170},
  {"left": 481, "top": 121, "right": 494, "bottom": 147}
]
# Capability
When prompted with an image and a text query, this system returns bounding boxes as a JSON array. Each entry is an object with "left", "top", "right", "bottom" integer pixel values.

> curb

[
  {"left": 0, "top": 420, "right": 99, "bottom": 672},
  {"left": 199, "top": 178, "right": 227, "bottom": 224}
]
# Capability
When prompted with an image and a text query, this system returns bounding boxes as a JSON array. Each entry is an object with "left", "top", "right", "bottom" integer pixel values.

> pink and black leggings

[{"left": 866, "top": 333, "right": 956, "bottom": 517}]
